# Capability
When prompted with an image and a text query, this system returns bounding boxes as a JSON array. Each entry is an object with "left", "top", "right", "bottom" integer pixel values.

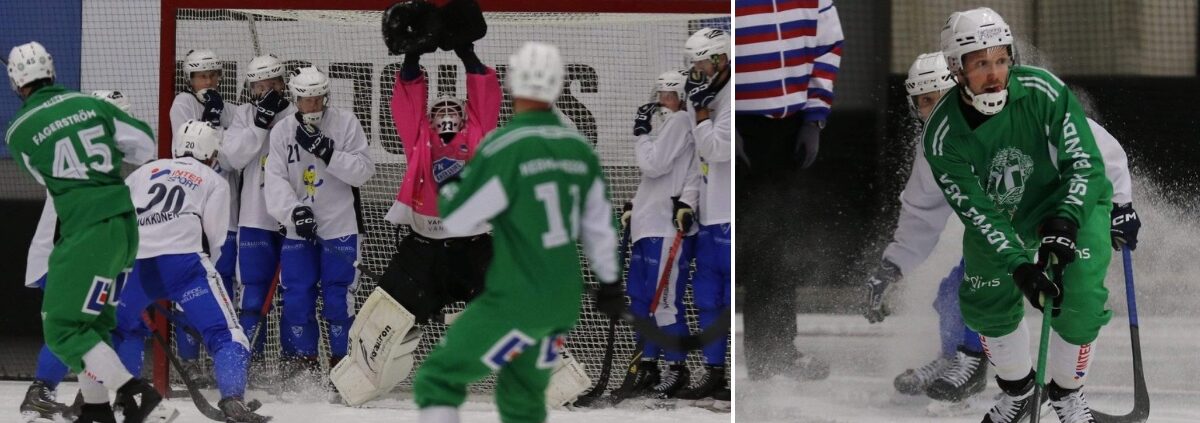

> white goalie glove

[{"left": 331, "top": 288, "right": 422, "bottom": 406}]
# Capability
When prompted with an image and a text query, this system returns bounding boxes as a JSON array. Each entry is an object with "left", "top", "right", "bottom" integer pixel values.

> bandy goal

[{"left": 145, "top": 0, "right": 729, "bottom": 399}]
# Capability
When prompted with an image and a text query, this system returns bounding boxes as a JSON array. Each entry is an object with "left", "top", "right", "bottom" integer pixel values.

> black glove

[
  {"left": 253, "top": 90, "right": 290, "bottom": 130},
  {"left": 198, "top": 89, "right": 224, "bottom": 124},
  {"left": 437, "top": 0, "right": 487, "bottom": 52},
  {"left": 1110, "top": 202, "right": 1140, "bottom": 251},
  {"left": 795, "top": 120, "right": 822, "bottom": 169},
  {"left": 671, "top": 196, "right": 694, "bottom": 233},
  {"left": 633, "top": 102, "right": 655, "bottom": 136},
  {"left": 1013, "top": 262, "right": 1063, "bottom": 316},
  {"left": 864, "top": 260, "right": 901, "bottom": 323},
  {"left": 382, "top": 0, "right": 443, "bottom": 55},
  {"left": 684, "top": 68, "right": 717, "bottom": 110},
  {"left": 620, "top": 201, "right": 632, "bottom": 230},
  {"left": 291, "top": 206, "right": 317, "bottom": 241},
  {"left": 454, "top": 43, "right": 486, "bottom": 75},
  {"left": 1037, "top": 217, "right": 1078, "bottom": 278},
  {"left": 294, "top": 118, "right": 335, "bottom": 165},
  {"left": 594, "top": 282, "right": 627, "bottom": 321}
]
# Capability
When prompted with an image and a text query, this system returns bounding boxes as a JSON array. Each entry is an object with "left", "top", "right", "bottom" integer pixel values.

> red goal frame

[{"left": 156, "top": 0, "right": 728, "bottom": 398}]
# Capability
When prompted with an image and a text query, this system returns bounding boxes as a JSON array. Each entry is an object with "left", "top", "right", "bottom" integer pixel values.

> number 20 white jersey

[{"left": 125, "top": 157, "right": 231, "bottom": 262}]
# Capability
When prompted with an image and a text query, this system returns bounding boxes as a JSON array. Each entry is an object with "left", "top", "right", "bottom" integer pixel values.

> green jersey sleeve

[
  {"left": 438, "top": 140, "right": 509, "bottom": 235},
  {"left": 924, "top": 109, "right": 1028, "bottom": 272},
  {"left": 1027, "top": 68, "right": 1110, "bottom": 227}
]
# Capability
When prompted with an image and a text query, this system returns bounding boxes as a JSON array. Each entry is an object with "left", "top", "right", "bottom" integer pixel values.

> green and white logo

[{"left": 986, "top": 147, "right": 1034, "bottom": 214}]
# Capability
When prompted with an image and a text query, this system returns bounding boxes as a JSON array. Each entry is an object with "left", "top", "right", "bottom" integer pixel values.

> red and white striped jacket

[{"left": 736, "top": 0, "right": 844, "bottom": 120}]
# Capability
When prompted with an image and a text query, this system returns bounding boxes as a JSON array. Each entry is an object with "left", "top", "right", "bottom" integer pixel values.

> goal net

[{"left": 150, "top": 0, "right": 729, "bottom": 397}]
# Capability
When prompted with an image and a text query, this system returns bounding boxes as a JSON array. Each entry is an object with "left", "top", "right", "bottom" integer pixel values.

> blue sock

[
  {"left": 113, "top": 332, "right": 146, "bottom": 377},
  {"left": 962, "top": 326, "right": 983, "bottom": 353},
  {"left": 212, "top": 344, "right": 249, "bottom": 399},
  {"left": 934, "top": 259, "right": 967, "bottom": 359},
  {"left": 34, "top": 344, "right": 69, "bottom": 389}
]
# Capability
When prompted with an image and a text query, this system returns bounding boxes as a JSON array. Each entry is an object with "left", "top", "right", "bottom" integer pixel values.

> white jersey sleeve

[
  {"left": 25, "top": 195, "right": 56, "bottom": 287},
  {"left": 265, "top": 107, "right": 374, "bottom": 240},
  {"left": 581, "top": 176, "right": 620, "bottom": 284},
  {"left": 110, "top": 108, "right": 157, "bottom": 165},
  {"left": 631, "top": 110, "right": 700, "bottom": 241},
  {"left": 226, "top": 102, "right": 296, "bottom": 231},
  {"left": 693, "top": 84, "right": 731, "bottom": 226},
  {"left": 126, "top": 158, "right": 230, "bottom": 259},
  {"left": 881, "top": 139, "right": 955, "bottom": 275},
  {"left": 1089, "top": 118, "right": 1133, "bottom": 205}
]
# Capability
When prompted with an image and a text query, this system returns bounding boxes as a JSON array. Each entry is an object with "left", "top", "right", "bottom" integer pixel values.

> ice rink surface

[
  {"left": 736, "top": 179, "right": 1200, "bottom": 422},
  {"left": 0, "top": 382, "right": 732, "bottom": 422}
]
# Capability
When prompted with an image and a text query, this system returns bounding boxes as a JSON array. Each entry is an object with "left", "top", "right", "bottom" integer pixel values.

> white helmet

[
  {"left": 246, "top": 54, "right": 285, "bottom": 82},
  {"left": 91, "top": 90, "right": 132, "bottom": 113},
  {"left": 7, "top": 41, "right": 55, "bottom": 91},
  {"left": 288, "top": 66, "right": 330, "bottom": 126},
  {"left": 506, "top": 42, "right": 563, "bottom": 104},
  {"left": 685, "top": 28, "right": 730, "bottom": 63},
  {"left": 430, "top": 96, "right": 464, "bottom": 135},
  {"left": 905, "top": 52, "right": 956, "bottom": 97},
  {"left": 183, "top": 49, "right": 222, "bottom": 75},
  {"left": 174, "top": 119, "right": 223, "bottom": 161},
  {"left": 655, "top": 69, "right": 687, "bottom": 98},
  {"left": 941, "top": 7, "right": 1014, "bottom": 115}
]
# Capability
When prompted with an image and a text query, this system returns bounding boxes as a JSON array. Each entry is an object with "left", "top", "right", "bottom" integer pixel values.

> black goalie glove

[
  {"left": 198, "top": 89, "right": 224, "bottom": 124},
  {"left": 437, "top": 0, "right": 487, "bottom": 52},
  {"left": 594, "top": 282, "right": 627, "bottom": 321},
  {"left": 291, "top": 206, "right": 317, "bottom": 241},
  {"left": 294, "top": 119, "right": 335, "bottom": 165},
  {"left": 382, "top": 0, "right": 443, "bottom": 55},
  {"left": 253, "top": 90, "right": 290, "bottom": 130},
  {"left": 1110, "top": 202, "right": 1141, "bottom": 251},
  {"left": 633, "top": 102, "right": 655, "bottom": 136},
  {"left": 863, "top": 260, "right": 901, "bottom": 323}
]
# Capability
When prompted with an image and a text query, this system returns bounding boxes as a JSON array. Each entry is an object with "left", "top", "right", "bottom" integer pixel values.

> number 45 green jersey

[
  {"left": 6, "top": 85, "right": 157, "bottom": 234},
  {"left": 438, "top": 110, "right": 620, "bottom": 327}
]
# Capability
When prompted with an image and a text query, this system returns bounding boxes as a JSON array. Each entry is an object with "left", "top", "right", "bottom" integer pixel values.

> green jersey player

[
  {"left": 5, "top": 41, "right": 164, "bottom": 423},
  {"left": 411, "top": 41, "right": 620, "bottom": 423},
  {"left": 923, "top": 9, "right": 1113, "bottom": 423}
]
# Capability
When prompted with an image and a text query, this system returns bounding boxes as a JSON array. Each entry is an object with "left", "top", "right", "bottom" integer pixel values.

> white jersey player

[
  {"left": 685, "top": 27, "right": 733, "bottom": 402},
  {"left": 865, "top": 51, "right": 1139, "bottom": 416},
  {"left": 617, "top": 69, "right": 702, "bottom": 399},
  {"left": 221, "top": 54, "right": 296, "bottom": 358},
  {"left": 18, "top": 89, "right": 154, "bottom": 423},
  {"left": 264, "top": 66, "right": 375, "bottom": 377},
  {"left": 113, "top": 120, "right": 268, "bottom": 422},
  {"left": 169, "top": 49, "right": 242, "bottom": 368}
]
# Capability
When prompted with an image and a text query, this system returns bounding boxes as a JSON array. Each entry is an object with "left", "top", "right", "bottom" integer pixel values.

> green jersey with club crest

[{"left": 922, "top": 66, "right": 1113, "bottom": 273}]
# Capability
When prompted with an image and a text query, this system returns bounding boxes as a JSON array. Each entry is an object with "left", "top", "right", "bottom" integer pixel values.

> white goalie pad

[
  {"left": 332, "top": 288, "right": 422, "bottom": 406},
  {"left": 545, "top": 347, "right": 592, "bottom": 409}
]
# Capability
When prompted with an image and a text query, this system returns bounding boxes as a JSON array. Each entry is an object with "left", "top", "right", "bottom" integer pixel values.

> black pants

[
  {"left": 377, "top": 232, "right": 493, "bottom": 324},
  {"left": 738, "top": 114, "right": 805, "bottom": 379}
]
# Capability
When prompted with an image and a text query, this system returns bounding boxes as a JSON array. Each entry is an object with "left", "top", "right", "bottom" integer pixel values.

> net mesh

[{"left": 164, "top": 7, "right": 730, "bottom": 395}]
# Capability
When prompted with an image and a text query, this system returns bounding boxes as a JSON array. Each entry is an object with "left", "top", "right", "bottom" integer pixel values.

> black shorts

[{"left": 377, "top": 231, "right": 492, "bottom": 324}]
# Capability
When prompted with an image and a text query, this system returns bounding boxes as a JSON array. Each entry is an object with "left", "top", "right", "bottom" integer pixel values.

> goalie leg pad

[
  {"left": 332, "top": 288, "right": 421, "bottom": 406},
  {"left": 545, "top": 347, "right": 591, "bottom": 409}
]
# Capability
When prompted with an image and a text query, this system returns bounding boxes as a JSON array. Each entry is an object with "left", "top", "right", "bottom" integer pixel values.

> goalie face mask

[{"left": 431, "top": 98, "right": 464, "bottom": 139}]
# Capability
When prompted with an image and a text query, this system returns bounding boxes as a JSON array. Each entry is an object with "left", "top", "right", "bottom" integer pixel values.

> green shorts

[
  {"left": 413, "top": 296, "right": 572, "bottom": 423},
  {"left": 959, "top": 209, "right": 1113, "bottom": 345},
  {"left": 42, "top": 214, "right": 137, "bottom": 372}
]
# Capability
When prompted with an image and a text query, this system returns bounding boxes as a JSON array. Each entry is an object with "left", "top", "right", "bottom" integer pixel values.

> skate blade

[
  {"left": 645, "top": 398, "right": 678, "bottom": 410},
  {"left": 926, "top": 399, "right": 974, "bottom": 417},
  {"left": 21, "top": 410, "right": 58, "bottom": 423},
  {"left": 888, "top": 391, "right": 929, "bottom": 405}
]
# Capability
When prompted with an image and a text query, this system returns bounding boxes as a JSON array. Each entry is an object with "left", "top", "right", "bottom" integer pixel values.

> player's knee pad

[{"left": 332, "top": 288, "right": 421, "bottom": 406}]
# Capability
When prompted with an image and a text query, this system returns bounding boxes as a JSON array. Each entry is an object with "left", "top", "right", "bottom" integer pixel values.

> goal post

[{"left": 156, "top": 0, "right": 729, "bottom": 400}]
